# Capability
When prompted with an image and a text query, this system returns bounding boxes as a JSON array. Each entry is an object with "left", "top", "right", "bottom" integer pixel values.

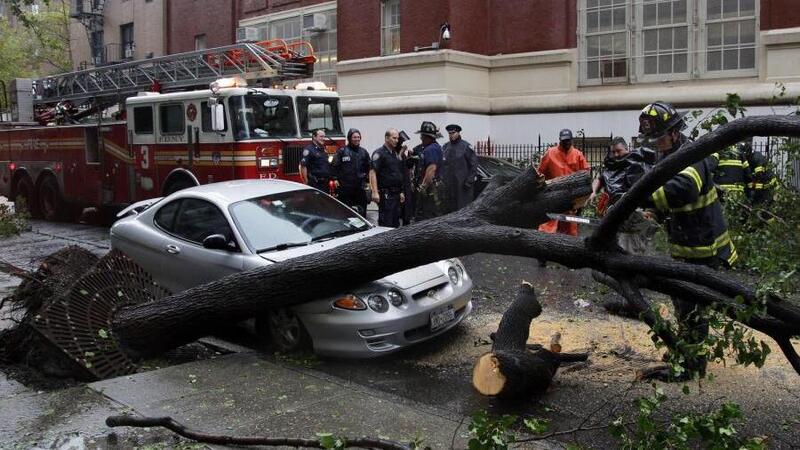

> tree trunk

[{"left": 472, "top": 283, "right": 587, "bottom": 399}]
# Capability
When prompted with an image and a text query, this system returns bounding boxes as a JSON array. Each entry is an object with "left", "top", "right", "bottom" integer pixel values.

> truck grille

[{"left": 282, "top": 146, "right": 303, "bottom": 175}]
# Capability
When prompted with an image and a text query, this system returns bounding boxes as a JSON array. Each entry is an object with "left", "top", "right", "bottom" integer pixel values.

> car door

[{"left": 157, "top": 197, "right": 245, "bottom": 291}]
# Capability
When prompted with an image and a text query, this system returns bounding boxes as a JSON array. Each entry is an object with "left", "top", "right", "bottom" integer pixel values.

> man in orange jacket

[{"left": 537, "top": 129, "right": 590, "bottom": 238}]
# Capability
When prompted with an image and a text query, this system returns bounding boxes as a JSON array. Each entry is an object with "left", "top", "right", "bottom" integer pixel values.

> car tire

[{"left": 256, "top": 308, "right": 312, "bottom": 353}]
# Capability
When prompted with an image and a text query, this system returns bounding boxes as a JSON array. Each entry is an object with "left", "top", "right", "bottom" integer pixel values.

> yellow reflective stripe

[
  {"left": 742, "top": 160, "right": 749, "bottom": 169},
  {"left": 753, "top": 166, "right": 765, "bottom": 174},
  {"left": 670, "top": 185, "right": 719, "bottom": 212},
  {"left": 669, "top": 231, "right": 732, "bottom": 259},
  {"left": 718, "top": 160, "right": 746, "bottom": 167},
  {"left": 710, "top": 153, "right": 720, "bottom": 160},
  {"left": 679, "top": 166, "right": 703, "bottom": 193},
  {"left": 717, "top": 184, "right": 744, "bottom": 192},
  {"left": 652, "top": 186, "right": 669, "bottom": 211},
  {"left": 727, "top": 247, "right": 739, "bottom": 266}
]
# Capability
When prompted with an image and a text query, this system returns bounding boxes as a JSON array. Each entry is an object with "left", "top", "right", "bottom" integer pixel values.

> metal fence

[{"left": 475, "top": 137, "right": 800, "bottom": 189}]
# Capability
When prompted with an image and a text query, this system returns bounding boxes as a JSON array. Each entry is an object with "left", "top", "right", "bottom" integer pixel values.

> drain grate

[{"left": 32, "top": 249, "right": 171, "bottom": 379}]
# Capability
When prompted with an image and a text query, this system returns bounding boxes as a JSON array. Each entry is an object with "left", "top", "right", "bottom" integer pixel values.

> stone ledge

[{"left": 762, "top": 27, "right": 800, "bottom": 47}]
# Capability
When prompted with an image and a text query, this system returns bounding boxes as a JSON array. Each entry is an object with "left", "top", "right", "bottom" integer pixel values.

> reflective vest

[
  {"left": 649, "top": 136, "right": 737, "bottom": 266},
  {"left": 711, "top": 147, "right": 749, "bottom": 192},
  {"left": 747, "top": 151, "right": 777, "bottom": 194}
]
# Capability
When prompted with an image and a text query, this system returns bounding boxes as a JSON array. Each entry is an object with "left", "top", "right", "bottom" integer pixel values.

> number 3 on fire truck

[{"left": 140, "top": 146, "right": 150, "bottom": 170}]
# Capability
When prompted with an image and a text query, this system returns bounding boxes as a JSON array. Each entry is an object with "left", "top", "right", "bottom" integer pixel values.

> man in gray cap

[
  {"left": 331, "top": 128, "right": 370, "bottom": 215},
  {"left": 440, "top": 124, "right": 478, "bottom": 213}
]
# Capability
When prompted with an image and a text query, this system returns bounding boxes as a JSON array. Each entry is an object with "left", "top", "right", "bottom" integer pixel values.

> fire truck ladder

[{"left": 32, "top": 40, "right": 316, "bottom": 106}]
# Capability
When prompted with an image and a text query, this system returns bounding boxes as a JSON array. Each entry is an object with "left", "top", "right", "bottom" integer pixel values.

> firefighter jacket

[
  {"left": 746, "top": 151, "right": 777, "bottom": 203},
  {"left": 647, "top": 135, "right": 737, "bottom": 266},
  {"left": 711, "top": 146, "right": 749, "bottom": 192}
]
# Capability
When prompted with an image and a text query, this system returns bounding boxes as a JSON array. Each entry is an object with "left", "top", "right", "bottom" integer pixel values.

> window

[
  {"left": 172, "top": 199, "right": 235, "bottom": 246},
  {"left": 201, "top": 101, "right": 227, "bottom": 132},
  {"left": 91, "top": 30, "right": 104, "bottom": 65},
  {"left": 381, "top": 0, "right": 401, "bottom": 55},
  {"left": 120, "top": 23, "right": 134, "bottom": 59},
  {"left": 229, "top": 95, "right": 296, "bottom": 140},
  {"left": 297, "top": 96, "right": 342, "bottom": 136},
  {"left": 159, "top": 104, "right": 185, "bottom": 135},
  {"left": 133, "top": 106, "right": 153, "bottom": 134},
  {"left": 194, "top": 34, "right": 207, "bottom": 51},
  {"left": 579, "top": 0, "right": 758, "bottom": 85},
  {"left": 155, "top": 200, "right": 181, "bottom": 232}
]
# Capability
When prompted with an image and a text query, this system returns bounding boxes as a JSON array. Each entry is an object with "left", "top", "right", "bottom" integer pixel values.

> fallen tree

[{"left": 1, "top": 115, "right": 799, "bottom": 384}]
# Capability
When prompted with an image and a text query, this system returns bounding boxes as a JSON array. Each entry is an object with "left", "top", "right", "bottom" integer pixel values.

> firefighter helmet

[{"left": 638, "top": 102, "right": 687, "bottom": 140}]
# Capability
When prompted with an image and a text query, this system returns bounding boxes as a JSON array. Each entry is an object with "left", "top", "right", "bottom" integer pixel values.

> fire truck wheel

[
  {"left": 38, "top": 176, "right": 65, "bottom": 221},
  {"left": 256, "top": 308, "right": 312, "bottom": 353},
  {"left": 13, "top": 175, "right": 38, "bottom": 218}
]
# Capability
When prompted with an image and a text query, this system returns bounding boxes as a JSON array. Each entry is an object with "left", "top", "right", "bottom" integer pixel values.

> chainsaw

[{"left": 545, "top": 213, "right": 601, "bottom": 226}]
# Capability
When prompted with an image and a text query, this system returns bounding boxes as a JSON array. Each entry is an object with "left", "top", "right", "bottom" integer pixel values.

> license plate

[{"left": 430, "top": 305, "right": 456, "bottom": 332}]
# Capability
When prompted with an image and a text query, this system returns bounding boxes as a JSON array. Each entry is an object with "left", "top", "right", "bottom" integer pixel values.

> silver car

[{"left": 110, "top": 179, "right": 473, "bottom": 358}]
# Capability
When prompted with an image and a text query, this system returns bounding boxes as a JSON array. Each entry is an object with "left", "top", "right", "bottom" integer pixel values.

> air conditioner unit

[
  {"left": 302, "top": 13, "right": 327, "bottom": 32},
  {"left": 236, "top": 27, "right": 259, "bottom": 43},
  {"left": 124, "top": 46, "right": 134, "bottom": 58}
]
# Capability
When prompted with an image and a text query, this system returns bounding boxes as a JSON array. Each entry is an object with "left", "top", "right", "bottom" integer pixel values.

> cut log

[{"left": 472, "top": 282, "right": 588, "bottom": 399}]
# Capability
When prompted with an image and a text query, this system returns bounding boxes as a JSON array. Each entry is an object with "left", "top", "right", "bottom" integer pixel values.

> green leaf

[{"left": 97, "top": 329, "right": 109, "bottom": 339}]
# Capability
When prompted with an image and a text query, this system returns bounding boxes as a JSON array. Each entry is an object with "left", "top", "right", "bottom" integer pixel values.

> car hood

[{"left": 258, "top": 226, "right": 445, "bottom": 290}]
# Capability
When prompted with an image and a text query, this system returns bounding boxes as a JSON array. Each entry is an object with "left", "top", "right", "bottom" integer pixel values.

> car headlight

[
  {"left": 387, "top": 288, "right": 405, "bottom": 307},
  {"left": 448, "top": 267, "right": 460, "bottom": 285},
  {"left": 367, "top": 294, "right": 389, "bottom": 313}
]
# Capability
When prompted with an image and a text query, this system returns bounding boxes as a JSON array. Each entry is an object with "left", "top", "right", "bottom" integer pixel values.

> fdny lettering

[
  {"left": 158, "top": 135, "right": 183, "bottom": 143},
  {"left": 259, "top": 173, "right": 279, "bottom": 179}
]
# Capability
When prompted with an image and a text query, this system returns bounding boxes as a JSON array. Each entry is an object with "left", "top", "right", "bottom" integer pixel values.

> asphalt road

[{"left": 1, "top": 220, "right": 799, "bottom": 449}]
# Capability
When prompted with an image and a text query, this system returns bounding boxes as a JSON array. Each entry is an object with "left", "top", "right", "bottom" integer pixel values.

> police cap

[
  {"left": 445, "top": 124, "right": 462, "bottom": 133},
  {"left": 559, "top": 129, "right": 573, "bottom": 141}
]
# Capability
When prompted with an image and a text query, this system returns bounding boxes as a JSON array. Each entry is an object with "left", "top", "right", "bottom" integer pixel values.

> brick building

[{"left": 166, "top": 0, "right": 800, "bottom": 149}]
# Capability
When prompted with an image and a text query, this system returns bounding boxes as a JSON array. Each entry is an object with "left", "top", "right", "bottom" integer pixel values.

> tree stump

[{"left": 472, "top": 282, "right": 588, "bottom": 400}]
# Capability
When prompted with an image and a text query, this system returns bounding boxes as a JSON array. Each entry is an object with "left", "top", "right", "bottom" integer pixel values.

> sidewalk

[{"left": 2, "top": 351, "right": 477, "bottom": 449}]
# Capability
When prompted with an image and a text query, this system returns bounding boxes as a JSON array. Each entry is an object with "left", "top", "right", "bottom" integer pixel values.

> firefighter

[
  {"left": 300, "top": 129, "right": 333, "bottom": 192},
  {"left": 412, "top": 121, "right": 444, "bottom": 221},
  {"left": 711, "top": 145, "right": 749, "bottom": 193},
  {"left": 440, "top": 124, "right": 478, "bottom": 213},
  {"left": 537, "top": 129, "right": 590, "bottom": 237},
  {"left": 369, "top": 128, "right": 406, "bottom": 227},
  {"left": 331, "top": 128, "right": 370, "bottom": 216},
  {"left": 741, "top": 140, "right": 777, "bottom": 205},
  {"left": 638, "top": 101, "right": 737, "bottom": 381}
]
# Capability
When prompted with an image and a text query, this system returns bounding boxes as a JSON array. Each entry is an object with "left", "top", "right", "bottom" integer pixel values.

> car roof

[{"left": 173, "top": 179, "right": 310, "bottom": 204}]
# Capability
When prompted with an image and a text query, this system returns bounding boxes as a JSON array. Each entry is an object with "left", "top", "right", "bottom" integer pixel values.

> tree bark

[{"left": 472, "top": 282, "right": 587, "bottom": 399}]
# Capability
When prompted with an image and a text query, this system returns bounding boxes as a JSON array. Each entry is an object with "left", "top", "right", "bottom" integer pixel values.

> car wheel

[{"left": 256, "top": 308, "right": 312, "bottom": 353}]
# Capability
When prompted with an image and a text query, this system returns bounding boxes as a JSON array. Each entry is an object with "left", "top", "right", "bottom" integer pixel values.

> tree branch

[
  {"left": 589, "top": 115, "right": 800, "bottom": 247},
  {"left": 106, "top": 415, "right": 412, "bottom": 450}
]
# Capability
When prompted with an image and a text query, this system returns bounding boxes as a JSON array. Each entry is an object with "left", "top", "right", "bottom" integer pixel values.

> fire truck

[{"left": 0, "top": 40, "right": 344, "bottom": 221}]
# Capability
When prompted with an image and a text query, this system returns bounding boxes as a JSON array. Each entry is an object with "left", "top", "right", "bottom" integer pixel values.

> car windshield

[
  {"left": 297, "top": 96, "right": 343, "bottom": 136},
  {"left": 479, "top": 157, "right": 524, "bottom": 177},
  {"left": 229, "top": 189, "right": 371, "bottom": 253},
  {"left": 229, "top": 94, "right": 296, "bottom": 140}
]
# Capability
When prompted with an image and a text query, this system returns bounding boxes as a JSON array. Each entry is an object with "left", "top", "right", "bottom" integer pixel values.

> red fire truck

[{"left": 0, "top": 40, "right": 344, "bottom": 221}]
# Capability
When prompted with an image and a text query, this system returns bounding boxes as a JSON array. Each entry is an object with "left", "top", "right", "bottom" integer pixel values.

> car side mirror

[
  {"left": 209, "top": 100, "right": 225, "bottom": 132},
  {"left": 203, "top": 234, "right": 230, "bottom": 250}
]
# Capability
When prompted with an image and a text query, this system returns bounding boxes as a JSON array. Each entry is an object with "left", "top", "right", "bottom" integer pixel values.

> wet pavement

[{"left": 2, "top": 220, "right": 799, "bottom": 449}]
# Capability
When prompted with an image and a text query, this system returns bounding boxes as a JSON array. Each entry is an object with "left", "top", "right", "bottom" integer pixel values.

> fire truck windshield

[
  {"left": 297, "top": 96, "right": 343, "bottom": 137},
  {"left": 229, "top": 95, "right": 296, "bottom": 140}
]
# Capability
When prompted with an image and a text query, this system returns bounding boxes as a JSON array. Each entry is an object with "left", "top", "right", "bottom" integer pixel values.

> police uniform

[
  {"left": 300, "top": 143, "right": 332, "bottom": 192},
  {"left": 332, "top": 143, "right": 370, "bottom": 215},
  {"left": 711, "top": 146, "right": 749, "bottom": 193},
  {"left": 440, "top": 124, "right": 477, "bottom": 213},
  {"left": 371, "top": 145, "right": 405, "bottom": 227}
]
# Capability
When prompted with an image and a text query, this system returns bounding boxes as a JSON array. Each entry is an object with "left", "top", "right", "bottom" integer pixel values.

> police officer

[
  {"left": 332, "top": 128, "right": 370, "bottom": 215},
  {"left": 299, "top": 128, "right": 333, "bottom": 193},
  {"left": 411, "top": 121, "right": 444, "bottom": 221},
  {"left": 638, "top": 101, "right": 737, "bottom": 381},
  {"left": 440, "top": 124, "right": 477, "bottom": 213},
  {"left": 369, "top": 128, "right": 406, "bottom": 227}
]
